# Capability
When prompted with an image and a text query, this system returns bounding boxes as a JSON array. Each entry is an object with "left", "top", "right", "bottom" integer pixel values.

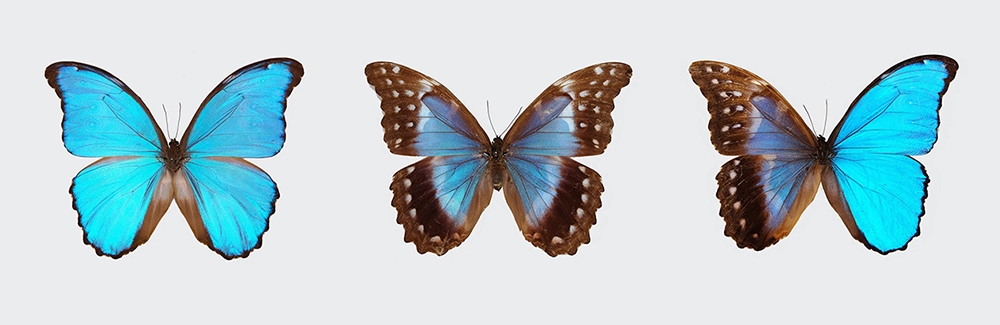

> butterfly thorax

[
  {"left": 488, "top": 136, "right": 509, "bottom": 191},
  {"left": 161, "top": 139, "right": 190, "bottom": 173},
  {"left": 814, "top": 135, "right": 835, "bottom": 165}
]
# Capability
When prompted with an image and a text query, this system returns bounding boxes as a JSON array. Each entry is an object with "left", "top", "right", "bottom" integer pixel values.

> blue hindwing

[
  {"left": 175, "top": 157, "right": 278, "bottom": 259},
  {"left": 71, "top": 157, "right": 172, "bottom": 258}
]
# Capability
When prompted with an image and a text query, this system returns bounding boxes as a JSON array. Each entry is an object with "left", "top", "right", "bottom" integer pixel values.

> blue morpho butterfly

[
  {"left": 365, "top": 62, "right": 631, "bottom": 256},
  {"left": 689, "top": 55, "right": 958, "bottom": 254},
  {"left": 45, "top": 58, "right": 303, "bottom": 259}
]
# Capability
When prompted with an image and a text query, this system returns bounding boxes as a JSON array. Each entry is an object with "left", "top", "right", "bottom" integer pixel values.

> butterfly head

[
  {"left": 488, "top": 136, "right": 508, "bottom": 191},
  {"left": 161, "top": 139, "right": 190, "bottom": 172}
]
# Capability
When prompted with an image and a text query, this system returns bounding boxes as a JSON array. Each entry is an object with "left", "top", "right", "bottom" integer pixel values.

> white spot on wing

[{"left": 409, "top": 208, "right": 417, "bottom": 218}]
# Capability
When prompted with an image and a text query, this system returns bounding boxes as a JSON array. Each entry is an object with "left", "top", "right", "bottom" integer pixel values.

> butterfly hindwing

[
  {"left": 70, "top": 157, "right": 173, "bottom": 258},
  {"left": 823, "top": 55, "right": 958, "bottom": 254},
  {"left": 503, "top": 155, "right": 603, "bottom": 256},
  {"left": 174, "top": 157, "right": 278, "bottom": 259},
  {"left": 365, "top": 61, "right": 490, "bottom": 157},
  {"left": 714, "top": 155, "right": 822, "bottom": 250},
  {"left": 46, "top": 62, "right": 166, "bottom": 157},
  {"left": 389, "top": 156, "right": 494, "bottom": 255}
]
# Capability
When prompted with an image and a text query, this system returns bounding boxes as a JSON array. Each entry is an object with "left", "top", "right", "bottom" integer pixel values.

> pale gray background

[{"left": 1, "top": 0, "right": 994, "bottom": 323}]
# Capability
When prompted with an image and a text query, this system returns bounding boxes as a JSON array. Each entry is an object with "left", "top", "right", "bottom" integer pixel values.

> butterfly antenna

[
  {"left": 174, "top": 103, "right": 183, "bottom": 139},
  {"left": 486, "top": 100, "right": 499, "bottom": 137},
  {"left": 802, "top": 104, "right": 818, "bottom": 135},
  {"left": 822, "top": 99, "right": 829, "bottom": 136},
  {"left": 500, "top": 106, "right": 522, "bottom": 136},
  {"left": 161, "top": 104, "right": 172, "bottom": 139}
]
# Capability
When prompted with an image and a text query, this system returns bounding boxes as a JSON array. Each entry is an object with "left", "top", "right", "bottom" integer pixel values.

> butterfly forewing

[
  {"left": 689, "top": 61, "right": 817, "bottom": 156},
  {"left": 504, "top": 62, "right": 631, "bottom": 157},
  {"left": 365, "top": 62, "right": 491, "bottom": 156}
]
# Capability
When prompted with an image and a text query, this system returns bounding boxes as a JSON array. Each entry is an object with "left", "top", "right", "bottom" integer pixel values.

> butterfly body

[
  {"left": 47, "top": 58, "right": 303, "bottom": 259},
  {"left": 690, "top": 55, "right": 957, "bottom": 254},
  {"left": 367, "top": 61, "right": 630, "bottom": 256}
]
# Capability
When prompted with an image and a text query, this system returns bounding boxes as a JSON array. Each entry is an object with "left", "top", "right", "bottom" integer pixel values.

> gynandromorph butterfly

[
  {"left": 46, "top": 58, "right": 303, "bottom": 259},
  {"left": 365, "top": 62, "right": 631, "bottom": 256},
  {"left": 689, "top": 55, "right": 957, "bottom": 254}
]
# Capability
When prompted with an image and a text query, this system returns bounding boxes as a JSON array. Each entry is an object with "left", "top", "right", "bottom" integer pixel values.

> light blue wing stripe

[
  {"left": 72, "top": 156, "right": 167, "bottom": 257},
  {"left": 829, "top": 153, "right": 925, "bottom": 252},
  {"left": 504, "top": 154, "right": 563, "bottom": 226},
  {"left": 183, "top": 59, "right": 303, "bottom": 158},
  {"left": 744, "top": 96, "right": 817, "bottom": 156},
  {"left": 755, "top": 156, "right": 817, "bottom": 231},
  {"left": 428, "top": 155, "right": 490, "bottom": 222},
  {"left": 506, "top": 96, "right": 581, "bottom": 156},
  {"left": 180, "top": 157, "right": 278, "bottom": 258},
  {"left": 411, "top": 95, "right": 490, "bottom": 156},
  {"left": 832, "top": 56, "right": 957, "bottom": 155},
  {"left": 46, "top": 63, "right": 164, "bottom": 157}
]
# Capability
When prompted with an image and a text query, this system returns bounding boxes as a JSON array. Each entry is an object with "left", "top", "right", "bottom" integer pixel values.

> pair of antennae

[
  {"left": 160, "top": 104, "right": 183, "bottom": 139},
  {"left": 802, "top": 100, "right": 830, "bottom": 136},
  {"left": 485, "top": 100, "right": 522, "bottom": 137}
]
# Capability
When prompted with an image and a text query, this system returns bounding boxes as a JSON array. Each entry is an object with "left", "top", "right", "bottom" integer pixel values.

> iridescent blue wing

[
  {"left": 180, "top": 58, "right": 304, "bottom": 158},
  {"left": 365, "top": 62, "right": 494, "bottom": 255},
  {"left": 823, "top": 55, "right": 958, "bottom": 254},
  {"left": 501, "top": 62, "right": 631, "bottom": 255},
  {"left": 365, "top": 61, "right": 491, "bottom": 156},
  {"left": 175, "top": 58, "right": 302, "bottom": 258},
  {"left": 174, "top": 158, "right": 278, "bottom": 259},
  {"left": 46, "top": 62, "right": 173, "bottom": 258},
  {"left": 69, "top": 157, "right": 174, "bottom": 258},
  {"left": 690, "top": 60, "right": 824, "bottom": 250},
  {"left": 45, "top": 62, "right": 166, "bottom": 157}
]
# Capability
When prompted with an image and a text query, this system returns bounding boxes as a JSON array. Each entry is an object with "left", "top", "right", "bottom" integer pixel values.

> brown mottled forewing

[
  {"left": 504, "top": 62, "right": 632, "bottom": 157},
  {"left": 389, "top": 157, "right": 494, "bottom": 256},
  {"left": 365, "top": 61, "right": 490, "bottom": 156},
  {"left": 690, "top": 61, "right": 823, "bottom": 251},
  {"left": 504, "top": 157, "right": 603, "bottom": 256},
  {"left": 688, "top": 61, "right": 816, "bottom": 155}
]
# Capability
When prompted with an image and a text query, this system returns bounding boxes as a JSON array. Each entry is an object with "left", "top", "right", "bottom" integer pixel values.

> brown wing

[
  {"left": 365, "top": 61, "right": 490, "bottom": 156},
  {"left": 388, "top": 156, "right": 495, "bottom": 255},
  {"left": 503, "top": 62, "right": 632, "bottom": 157}
]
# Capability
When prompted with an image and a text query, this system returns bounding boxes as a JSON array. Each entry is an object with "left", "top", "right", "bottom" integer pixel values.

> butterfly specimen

[
  {"left": 365, "top": 62, "right": 631, "bottom": 256},
  {"left": 46, "top": 58, "right": 303, "bottom": 259},
  {"left": 689, "top": 55, "right": 957, "bottom": 254}
]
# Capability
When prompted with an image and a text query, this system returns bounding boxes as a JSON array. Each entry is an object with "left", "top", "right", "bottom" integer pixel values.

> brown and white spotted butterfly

[{"left": 365, "top": 62, "right": 631, "bottom": 256}]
